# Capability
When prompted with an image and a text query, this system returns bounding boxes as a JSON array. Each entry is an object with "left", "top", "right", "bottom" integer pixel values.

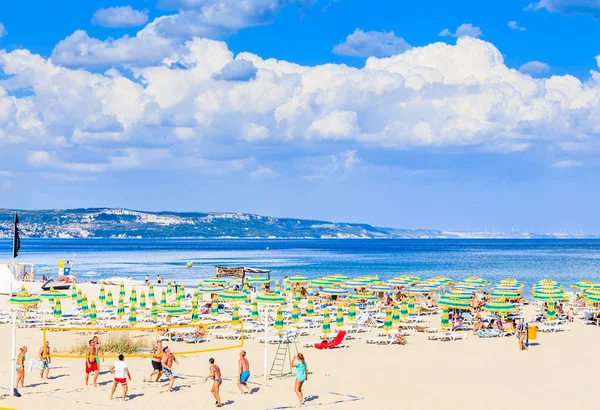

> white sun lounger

[
  {"left": 537, "top": 324, "right": 569, "bottom": 332},
  {"left": 365, "top": 337, "right": 402, "bottom": 345},
  {"left": 428, "top": 332, "right": 467, "bottom": 341}
]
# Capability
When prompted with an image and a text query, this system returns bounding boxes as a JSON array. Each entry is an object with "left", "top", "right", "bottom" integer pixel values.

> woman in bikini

[
  {"left": 15, "top": 346, "right": 27, "bottom": 390},
  {"left": 205, "top": 358, "right": 222, "bottom": 407},
  {"left": 291, "top": 353, "right": 308, "bottom": 405}
]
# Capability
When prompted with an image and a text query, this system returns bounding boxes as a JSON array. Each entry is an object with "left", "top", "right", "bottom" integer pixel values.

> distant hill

[{"left": 0, "top": 208, "right": 442, "bottom": 239}]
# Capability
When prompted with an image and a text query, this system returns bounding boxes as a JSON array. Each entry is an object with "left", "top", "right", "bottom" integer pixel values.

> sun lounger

[
  {"left": 315, "top": 331, "right": 348, "bottom": 349},
  {"left": 183, "top": 336, "right": 206, "bottom": 344},
  {"left": 537, "top": 324, "right": 569, "bottom": 332},
  {"left": 215, "top": 332, "right": 255, "bottom": 340},
  {"left": 365, "top": 337, "right": 402, "bottom": 345},
  {"left": 428, "top": 332, "right": 467, "bottom": 341}
]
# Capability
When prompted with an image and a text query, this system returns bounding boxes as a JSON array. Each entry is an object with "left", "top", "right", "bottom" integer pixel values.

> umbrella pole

[
  {"left": 264, "top": 305, "right": 269, "bottom": 380},
  {"left": 9, "top": 282, "right": 16, "bottom": 396}
]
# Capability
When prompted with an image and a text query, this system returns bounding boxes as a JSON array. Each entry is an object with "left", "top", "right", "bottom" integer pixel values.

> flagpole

[{"left": 11, "top": 213, "right": 15, "bottom": 277}]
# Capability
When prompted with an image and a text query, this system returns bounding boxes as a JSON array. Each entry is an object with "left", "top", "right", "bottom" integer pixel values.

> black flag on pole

[{"left": 13, "top": 213, "right": 20, "bottom": 258}]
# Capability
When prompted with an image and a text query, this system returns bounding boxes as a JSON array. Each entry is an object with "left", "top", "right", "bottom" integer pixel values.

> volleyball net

[{"left": 42, "top": 320, "right": 244, "bottom": 359}]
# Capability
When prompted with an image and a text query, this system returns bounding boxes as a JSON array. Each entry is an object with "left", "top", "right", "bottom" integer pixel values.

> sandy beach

[{"left": 0, "top": 281, "right": 599, "bottom": 410}]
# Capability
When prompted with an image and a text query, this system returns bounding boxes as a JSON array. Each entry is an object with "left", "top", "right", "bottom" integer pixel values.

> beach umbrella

[
  {"left": 197, "top": 286, "right": 226, "bottom": 294},
  {"left": 274, "top": 306, "right": 284, "bottom": 331},
  {"left": 39, "top": 288, "right": 68, "bottom": 303},
  {"left": 119, "top": 283, "right": 126, "bottom": 299},
  {"left": 322, "top": 308, "right": 331, "bottom": 336},
  {"left": 408, "top": 295, "right": 416, "bottom": 313},
  {"left": 128, "top": 305, "right": 137, "bottom": 326},
  {"left": 490, "top": 291, "right": 520, "bottom": 300},
  {"left": 232, "top": 303, "right": 240, "bottom": 324},
  {"left": 445, "top": 292, "right": 473, "bottom": 301},
  {"left": 53, "top": 299, "right": 62, "bottom": 321},
  {"left": 117, "top": 297, "right": 125, "bottom": 318},
  {"left": 397, "top": 275, "right": 421, "bottom": 283},
  {"left": 336, "top": 305, "right": 344, "bottom": 327},
  {"left": 369, "top": 284, "right": 395, "bottom": 292},
  {"left": 275, "top": 280, "right": 280, "bottom": 295},
  {"left": 90, "top": 301, "right": 97, "bottom": 324},
  {"left": 465, "top": 277, "right": 489, "bottom": 286},
  {"left": 384, "top": 307, "right": 393, "bottom": 334},
  {"left": 431, "top": 276, "right": 454, "bottom": 284},
  {"left": 547, "top": 303, "right": 556, "bottom": 320},
  {"left": 585, "top": 294, "right": 600, "bottom": 303},
  {"left": 438, "top": 297, "right": 471, "bottom": 310},
  {"left": 321, "top": 288, "right": 349, "bottom": 296},
  {"left": 357, "top": 276, "right": 380, "bottom": 283},
  {"left": 251, "top": 299, "right": 259, "bottom": 319},
  {"left": 532, "top": 291, "right": 566, "bottom": 301},
  {"left": 77, "top": 289, "right": 83, "bottom": 307},
  {"left": 218, "top": 291, "right": 247, "bottom": 302},
  {"left": 343, "top": 281, "right": 368, "bottom": 289},
  {"left": 148, "top": 283, "right": 155, "bottom": 300},
  {"left": 573, "top": 281, "right": 600, "bottom": 290},
  {"left": 483, "top": 302, "right": 518, "bottom": 316},
  {"left": 245, "top": 276, "right": 269, "bottom": 285},
  {"left": 348, "top": 302, "right": 356, "bottom": 321},
  {"left": 388, "top": 279, "right": 411, "bottom": 286},
  {"left": 150, "top": 300, "right": 158, "bottom": 320},
  {"left": 400, "top": 299, "right": 409, "bottom": 320},
  {"left": 407, "top": 288, "right": 436, "bottom": 295},
  {"left": 71, "top": 285, "right": 78, "bottom": 299},
  {"left": 166, "top": 281, "right": 173, "bottom": 298},
  {"left": 191, "top": 300, "right": 199, "bottom": 323},
  {"left": 140, "top": 291, "right": 147, "bottom": 309},
  {"left": 106, "top": 290, "right": 114, "bottom": 308},
  {"left": 211, "top": 296, "right": 219, "bottom": 316},
  {"left": 349, "top": 293, "right": 378, "bottom": 301},
  {"left": 292, "top": 301, "right": 299, "bottom": 323},
  {"left": 294, "top": 289, "right": 301, "bottom": 303},
  {"left": 289, "top": 275, "right": 309, "bottom": 284},
  {"left": 130, "top": 288, "right": 137, "bottom": 305},
  {"left": 8, "top": 291, "right": 41, "bottom": 307},
  {"left": 284, "top": 280, "right": 291, "bottom": 295},
  {"left": 307, "top": 298, "right": 315, "bottom": 317},
  {"left": 332, "top": 274, "right": 349, "bottom": 280},
  {"left": 492, "top": 285, "right": 521, "bottom": 292},
  {"left": 255, "top": 292, "right": 287, "bottom": 380},
  {"left": 441, "top": 308, "right": 450, "bottom": 329},
  {"left": 324, "top": 276, "right": 345, "bottom": 284},
  {"left": 392, "top": 302, "right": 400, "bottom": 323},
  {"left": 99, "top": 286, "right": 106, "bottom": 305},
  {"left": 312, "top": 279, "right": 333, "bottom": 287},
  {"left": 81, "top": 296, "right": 89, "bottom": 316},
  {"left": 160, "top": 290, "right": 167, "bottom": 307},
  {"left": 203, "top": 277, "right": 228, "bottom": 286},
  {"left": 452, "top": 284, "right": 481, "bottom": 292}
]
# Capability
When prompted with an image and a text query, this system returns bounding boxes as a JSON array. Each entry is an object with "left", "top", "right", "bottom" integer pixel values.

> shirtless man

[
  {"left": 237, "top": 350, "right": 251, "bottom": 394},
  {"left": 39, "top": 341, "right": 51, "bottom": 379},
  {"left": 85, "top": 339, "right": 99, "bottom": 386},
  {"left": 205, "top": 358, "right": 222, "bottom": 407},
  {"left": 159, "top": 347, "right": 179, "bottom": 393},
  {"left": 145, "top": 340, "right": 163, "bottom": 382}
]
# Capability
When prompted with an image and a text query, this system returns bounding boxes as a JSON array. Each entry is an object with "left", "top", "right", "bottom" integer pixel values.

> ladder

[{"left": 268, "top": 331, "right": 298, "bottom": 379}]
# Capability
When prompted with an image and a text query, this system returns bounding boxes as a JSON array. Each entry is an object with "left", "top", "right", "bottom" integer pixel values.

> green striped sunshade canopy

[
  {"left": 99, "top": 286, "right": 106, "bottom": 303},
  {"left": 292, "top": 302, "right": 299, "bottom": 322},
  {"left": 348, "top": 302, "right": 356, "bottom": 320},
  {"left": 53, "top": 300, "right": 63, "bottom": 320},
  {"left": 388, "top": 279, "right": 411, "bottom": 286},
  {"left": 117, "top": 298, "right": 125, "bottom": 317},
  {"left": 417, "top": 282, "right": 444, "bottom": 289},
  {"left": 128, "top": 305, "right": 137, "bottom": 325},
  {"left": 430, "top": 276, "right": 454, "bottom": 284},
  {"left": 408, "top": 295, "right": 416, "bottom": 312},
  {"left": 407, "top": 287, "right": 437, "bottom": 295},
  {"left": 321, "top": 288, "right": 349, "bottom": 296},
  {"left": 203, "top": 277, "right": 229, "bottom": 285},
  {"left": 232, "top": 304, "right": 240, "bottom": 323},
  {"left": 583, "top": 288, "right": 600, "bottom": 296},
  {"left": 441, "top": 308, "right": 450, "bottom": 329},
  {"left": 71, "top": 285, "right": 78, "bottom": 299},
  {"left": 81, "top": 297, "right": 89, "bottom": 315},
  {"left": 572, "top": 281, "right": 600, "bottom": 289},
  {"left": 349, "top": 293, "right": 379, "bottom": 301},
  {"left": 140, "top": 292, "right": 147, "bottom": 309},
  {"left": 307, "top": 298, "right": 315, "bottom": 316},
  {"left": 129, "top": 288, "right": 137, "bottom": 304},
  {"left": 191, "top": 304, "right": 199, "bottom": 322},
  {"left": 211, "top": 297, "right": 219, "bottom": 316},
  {"left": 492, "top": 285, "right": 522, "bottom": 292},
  {"left": 532, "top": 292, "right": 566, "bottom": 301},
  {"left": 586, "top": 294, "right": 600, "bottom": 303},
  {"left": 274, "top": 306, "right": 284, "bottom": 330},
  {"left": 256, "top": 293, "right": 286, "bottom": 304},
  {"left": 106, "top": 291, "right": 114, "bottom": 307},
  {"left": 392, "top": 302, "right": 400, "bottom": 322},
  {"left": 9, "top": 294, "right": 41, "bottom": 305},
  {"left": 464, "top": 277, "right": 490, "bottom": 285},
  {"left": 368, "top": 284, "right": 395, "bottom": 292},
  {"left": 251, "top": 299, "right": 259, "bottom": 318},
  {"left": 538, "top": 279, "right": 557, "bottom": 284},
  {"left": 152, "top": 305, "right": 189, "bottom": 316},
  {"left": 289, "top": 275, "right": 309, "bottom": 283},
  {"left": 356, "top": 276, "right": 380, "bottom": 283},
  {"left": 311, "top": 279, "right": 333, "bottom": 287},
  {"left": 197, "top": 286, "right": 226, "bottom": 294},
  {"left": 245, "top": 276, "right": 270, "bottom": 284},
  {"left": 437, "top": 297, "right": 471, "bottom": 310},
  {"left": 336, "top": 306, "right": 344, "bottom": 326},
  {"left": 322, "top": 308, "right": 331, "bottom": 335},
  {"left": 39, "top": 289, "right": 69, "bottom": 300},
  {"left": 397, "top": 275, "right": 421, "bottom": 282},
  {"left": 343, "top": 281, "right": 369, "bottom": 289},
  {"left": 452, "top": 283, "right": 482, "bottom": 291},
  {"left": 331, "top": 274, "right": 349, "bottom": 279},
  {"left": 443, "top": 292, "right": 472, "bottom": 301},
  {"left": 400, "top": 300, "right": 409, "bottom": 318},
  {"left": 148, "top": 284, "right": 155, "bottom": 299},
  {"left": 90, "top": 301, "right": 97, "bottom": 323},
  {"left": 217, "top": 291, "right": 247, "bottom": 301},
  {"left": 483, "top": 302, "right": 518, "bottom": 314},
  {"left": 490, "top": 291, "right": 520, "bottom": 299},
  {"left": 119, "top": 283, "right": 126, "bottom": 297}
]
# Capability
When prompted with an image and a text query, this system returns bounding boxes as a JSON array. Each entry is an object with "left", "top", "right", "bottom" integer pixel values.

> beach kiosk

[{"left": 216, "top": 266, "right": 271, "bottom": 288}]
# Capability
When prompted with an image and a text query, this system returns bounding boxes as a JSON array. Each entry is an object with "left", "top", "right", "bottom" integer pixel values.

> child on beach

[
  {"left": 110, "top": 354, "right": 132, "bottom": 401},
  {"left": 290, "top": 353, "right": 308, "bottom": 405}
]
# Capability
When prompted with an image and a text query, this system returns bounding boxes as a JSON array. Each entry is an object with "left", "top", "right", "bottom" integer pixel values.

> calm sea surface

[{"left": 1, "top": 239, "right": 599, "bottom": 291}]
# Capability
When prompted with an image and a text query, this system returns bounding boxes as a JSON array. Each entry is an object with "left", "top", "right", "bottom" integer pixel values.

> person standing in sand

[
  {"left": 145, "top": 340, "right": 164, "bottom": 382},
  {"left": 518, "top": 320, "right": 528, "bottom": 351},
  {"left": 93, "top": 336, "right": 104, "bottom": 370},
  {"left": 160, "top": 347, "right": 178, "bottom": 393},
  {"left": 237, "top": 350, "right": 251, "bottom": 394},
  {"left": 15, "top": 346, "right": 27, "bottom": 395},
  {"left": 290, "top": 353, "right": 308, "bottom": 405},
  {"left": 39, "top": 341, "right": 51, "bottom": 379},
  {"left": 110, "top": 354, "right": 132, "bottom": 401},
  {"left": 205, "top": 358, "right": 222, "bottom": 407},
  {"left": 85, "top": 339, "right": 100, "bottom": 386}
]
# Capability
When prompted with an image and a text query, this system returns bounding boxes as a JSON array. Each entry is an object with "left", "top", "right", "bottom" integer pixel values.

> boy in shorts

[{"left": 110, "top": 354, "right": 132, "bottom": 401}]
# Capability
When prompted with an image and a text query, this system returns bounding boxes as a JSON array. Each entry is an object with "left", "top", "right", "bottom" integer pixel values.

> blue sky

[{"left": 1, "top": 0, "right": 600, "bottom": 232}]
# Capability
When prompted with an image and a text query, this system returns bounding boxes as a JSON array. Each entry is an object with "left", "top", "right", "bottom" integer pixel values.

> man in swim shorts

[
  {"left": 160, "top": 347, "right": 178, "bottom": 393},
  {"left": 110, "top": 354, "right": 132, "bottom": 401},
  {"left": 39, "top": 341, "right": 51, "bottom": 379},
  {"left": 237, "top": 350, "right": 251, "bottom": 394},
  {"left": 205, "top": 358, "right": 222, "bottom": 407},
  {"left": 145, "top": 340, "right": 163, "bottom": 382},
  {"left": 85, "top": 339, "right": 99, "bottom": 386}
]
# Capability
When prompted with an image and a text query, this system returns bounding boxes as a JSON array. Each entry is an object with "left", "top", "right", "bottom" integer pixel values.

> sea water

[{"left": 1, "top": 238, "right": 600, "bottom": 290}]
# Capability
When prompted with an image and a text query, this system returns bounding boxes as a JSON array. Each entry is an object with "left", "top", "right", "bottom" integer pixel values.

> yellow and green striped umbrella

[
  {"left": 90, "top": 301, "right": 97, "bottom": 324},
  {"left": 322, "top": 308, "right": 330, "bottom": 336},
  {"left": 532, "top": 291, "right": 566, "bottom": 301},
  {"left": 106, "top": 290, "right": 114, "bottom": 308},
  {"left": 119, "top": 283, "right": 126, "bottom": 299},
  {"left": 255, "top": 293, "right": 286, "bottom": 304},
  {"left": 9, "top": 289, "right": 41, "bottom": 306},
  {"left": 312, "top": 279, "right": 333, "bottom": 287},
  {"left": 343, "top": 281, "right": 368, "bottom": 289},
  {"left": 292, "top": 301, "right": 299, "bottom": 323},
  {"left": 483, "top": 301, "right": 518, "bottom": 316},
  {"left": 77, "top": 289, "right": 83, "bottom": 307},
  {"left": 547, "top": 303, "right": 556, "bottom": 320},
  {"left": 336, "top": 305, "right": 344, "bottom": 327},
  {"left": 40, "top": 288, "right": 68, "bottom": 302},
  {"left": 289, "top": 275, "right": 309, "bottom": 283},
  {"left": 348, "top": 302, "right": 356, "bottom": 321},
  {"left": 218, "top": 291, "right": 247, "bottom": 302},
  {"left": 307, "top": 298, "right": 315, "bottom": 316},
  {"left": 160, "top": 290, "right": 167, "bottom": 307},
  {"left": 53, "top": 299, "right": 62, "bottom": 321},
  {"left": 400, "top": 299, "right": 409, "bottom": 319},
  {"left": 441, "top": 308, "right": 450, "bottom": 329},
  {"left": 438, "top": 297, "right": 471, "bottom": 310},
  {"left": 408, "top": 295, "right": 416, "bottom": 313},
  {"left": 71, "top": 285, "right": 77, "bottom": 299},
  {"left": 140, "top": 291, "right": 147, "bottom": 309},
  {"left": 211, "top": 296, "right": 219, "bottom": 316},
  {"left": 166, "top": 281, "right": 172, "bottom": 297},
  {"left": 148, "top": 283, "right": 155, "bottom": 300},
  {"left": 128, "top": 305, "right": 137, "bottom": 326},
  {"left": 130, "top": 288, "right": 137, "bottom": 305},
  {"left": 232, "top": 303, "right": 240, "bottom": 324},
  {"left": 490, "top": 291, "right": 520, "bottom": 300},
  {"left": 274, "top": 280, "right": 280, "bottom": 295},
  {"left": 573, "top": 281, "right": 599, "bottom": 290},
  {"left": 274, "top": 306, "right": 284, "bottom": 330},
  {"left": 384, "top": 307, "right": 393, "bottom": 333},
  {"left": 117, "top": 297, "right": 125, "bottom": 317},
  {"left": 251, "top": 299, "right": 259, "bottom": 319},
  {"left": 150, "top": 300, "right": 158, "bottom": 320},
  {"left": 191, "top": 300, "right": 199, "bottom": 322},
  {"left": 152, "top": 305, "right": 189, "bottom": 317},
  {"left": 392, "top": 302, "right": 400, "bottom": 323},
  {"left": 81, "top": 296, "right": 89, "bottom": 316},
  {"left": 586, "top": 294, "right": 600, "bottom": 303},
  {"left": 99, "top": 286, "right": 106, "bottom": 305},
  {"left": 349, "top": 293, "right": 378, "bottom": 301}
]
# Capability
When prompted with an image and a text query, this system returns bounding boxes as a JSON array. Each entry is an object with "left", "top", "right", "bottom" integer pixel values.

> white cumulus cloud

[
  {"left": 439, "top": 23, "right": 483, "bottom": 38},
  {"left": 553, "top": 159, "right": 583, "bottom": 168},
  {"left": 527, "top": 0, "right": 600, "bottom": 17},
  {"left": 92, "top": 6, "right": 149, "bottom": 28},
  {"left": 508, "top": 21, "right": 527, "bottom": 31},
  {"left": 0, "top": 23, "right": 6, "bottom": 39},
  {"left": 519, "top": 61, "right": 550, "bottom": 75},
  {"left": 333, "top": 29, "right": 411, "bottom": 58}
]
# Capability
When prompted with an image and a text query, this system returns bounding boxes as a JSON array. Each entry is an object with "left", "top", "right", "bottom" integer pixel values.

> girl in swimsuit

[
  {"left": 15, "top": 346, "right": 27, "bottom": 389},
  {"left": 291, "top": 353, "right": 308, "bottom": 404}
]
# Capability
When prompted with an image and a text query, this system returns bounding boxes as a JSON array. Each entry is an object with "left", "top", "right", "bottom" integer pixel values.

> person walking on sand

[
  {"left": 110, "top": 354, "right": 132, "bottom": 401},
  {"left": 14, "top": 346, "right": 27, "bottom": 397},
  {"left": 518, "top": 320, "right": 528, "bottom": 351},
  {"left": 205, "top": 358, "right": 222, "bottom": 407},
  {"left": 85, "top": 339, "right": 100, "bottom": 386},
  {"left": 145, "top": 340, "right": 164, "bottom": 382},
  {"left": 39, "top": 341, "right": 51, "bottom": 379},
  {"left": 290, "top": 353, "right": 308, "bottom": 405},
  {"left": 93, "top": 336, "right": 105, "bottom": 370},
  {"left": 237, "top": 350, "right": 251, "bottom": 394},
  {"left": 159, "top": 347, "right": 178, "bottom": 393}
]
